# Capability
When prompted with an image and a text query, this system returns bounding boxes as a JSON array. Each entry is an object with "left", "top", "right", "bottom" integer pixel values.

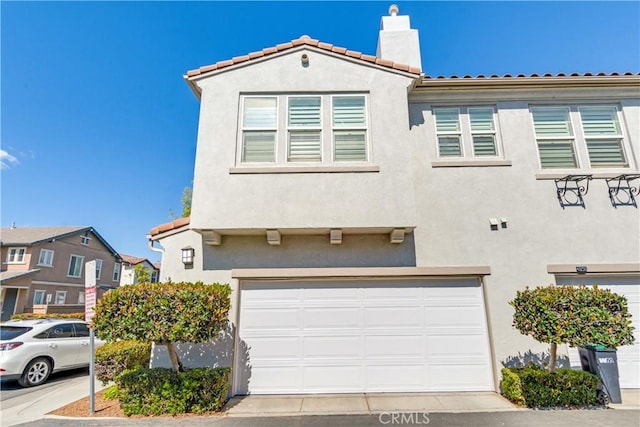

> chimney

[{"left": 376, "top": 4, "right": 422, "bottom": 71}]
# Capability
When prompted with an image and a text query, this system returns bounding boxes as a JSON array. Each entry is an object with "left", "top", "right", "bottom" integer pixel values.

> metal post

[{"left": 89, "top": 328, "right": 95, "bottom": 415}]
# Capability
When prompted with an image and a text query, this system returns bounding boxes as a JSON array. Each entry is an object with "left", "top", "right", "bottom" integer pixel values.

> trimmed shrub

[
  {"left": 95, "top": 340, "right": 151, "bottom": 385},
  {"left": 500, "top": 368, "right": 525, "bottom": 406},
  {"left": 115, "top": 367, "right": 230, "bottom": 416},
  {"left": 103, "top": 384, "right": 119, "bottom": 400},
  {"left": 93, "top": 281, "right": 231, "bottom": 372},
  {"left": 11, "top": 312, "right": 84, "bottom": 320},
  {"left": 501, "top": 367, "right": 600, "bottom": 407}
]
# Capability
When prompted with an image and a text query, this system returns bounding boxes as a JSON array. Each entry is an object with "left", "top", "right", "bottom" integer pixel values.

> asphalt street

[{"left": 15, "top": 410, "right": 640, "bottom": 427}]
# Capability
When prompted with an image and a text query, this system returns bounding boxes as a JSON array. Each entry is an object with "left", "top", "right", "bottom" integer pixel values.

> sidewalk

[{"left": 224, "top": 392, "right": 517, "bottom": 416}]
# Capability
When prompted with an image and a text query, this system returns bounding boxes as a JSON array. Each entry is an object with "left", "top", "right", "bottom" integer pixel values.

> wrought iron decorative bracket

[
  {"left": 606, "top": 174, "right": 640, "bottom": 208},
  {"left": 555, "top": 175, "right": 593, "bottom": 209}
]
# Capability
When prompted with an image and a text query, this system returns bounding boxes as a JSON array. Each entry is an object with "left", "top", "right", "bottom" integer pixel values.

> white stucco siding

[
  {"left": 408, "top": 90, "right": 640, "bottom": 371},
  {"left": 189, "top": 49, "right": 418, "bottom": 231}
]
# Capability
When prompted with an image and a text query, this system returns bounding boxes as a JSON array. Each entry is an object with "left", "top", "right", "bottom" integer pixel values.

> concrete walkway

[{"left": 224, "top": 392, "right": 518, "bottom": 416}]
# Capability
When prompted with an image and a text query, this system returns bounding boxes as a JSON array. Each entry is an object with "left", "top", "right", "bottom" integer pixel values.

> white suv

[{"left": 0, "top": 318, "right": 103, "bottom": 387}]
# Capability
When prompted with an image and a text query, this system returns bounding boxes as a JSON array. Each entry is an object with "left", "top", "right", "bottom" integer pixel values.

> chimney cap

[{"left": 388, "top": 4, "right": 399, "bottom": 16}]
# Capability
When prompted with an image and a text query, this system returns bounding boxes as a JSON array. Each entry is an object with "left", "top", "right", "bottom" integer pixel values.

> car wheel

[{"left": 18, "top": 358, "right": 52, "bottom": 387}]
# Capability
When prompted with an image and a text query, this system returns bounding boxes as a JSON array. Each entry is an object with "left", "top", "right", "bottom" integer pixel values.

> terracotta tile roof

[
  {"left": 150, "top": 217, "right": 190, "bottom": 237},
  {"left": 185, "top": 35, "right": 422, "bottom": 78},
  {"left": 120, "top": 254, "right": 147, "bottom": 265},
  {"left": 420, "top": 71, "right": 639, "bottom": 81}
]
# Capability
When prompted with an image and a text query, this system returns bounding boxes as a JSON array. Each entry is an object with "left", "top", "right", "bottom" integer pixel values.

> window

[
  {"left": 74, "top": 323, "right": 90, "bottom": 337},
  {"left": 113, "top": 263, "right": 121, "bottom": 281},
  {"left": 151, "top": 270, "right": 159, "bottom": 283},
  {"left": 532, "top": 105, "right": 629, "bottom": 169},
  {"left": 288, "top": 96, "right": 321, "bottom": 162},
  {"left": 433, "top": 107, "right": 500, "bottom": 158},
  {"left": 579, "top": 106, "right": 626, "bottom": 167},
  {"left": 35, "top": 323, "right": 74, "bottom": 339},
  {"left": 33, "top": 290, "right": 46, "bottom": 305},
  {"left": 239, "top": 94, "right": 369, "bottom": 165},
  {"left": 37, "top": 249, "right": 54, "bottom": 267},
  {"left": 6, "top": 247, "right": 26, "bottom": 264},
  {"left": 80, "top": 233, "right": 91, "bottom": 245},
  {"left": 242, "top": 97, "right": 277, "bottom": 162},
  {"left": 95, "top": 259, "right": 103, "bottom": 279},
  {"left": 55, "top": 291, "right": 67, "bottom": 305},
  {"left": 78, "top": 291, "right": 85, "bottom": 304},
  {"left": 68, "top": 255, "right": 84, "bottom": 278}
]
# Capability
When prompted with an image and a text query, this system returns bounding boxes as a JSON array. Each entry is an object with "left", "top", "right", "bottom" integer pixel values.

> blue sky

[{"left": 2, "top": 1, "right": 639, "bottom": 262}]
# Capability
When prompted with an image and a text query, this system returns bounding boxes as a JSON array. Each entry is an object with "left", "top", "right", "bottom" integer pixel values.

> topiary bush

[
  {"left": 510, "top": 285, "right": 634, "bottom": 373},
  {"left": 115, "top": 367, "right": 230, "bottom": 416},
  {"left": 501, "top": 367, "right": 600, "bottom": 407},
  {"left": 93, "top": 281, "right": 231, "bottom": 373},
  {"left": 11, "top": 313, "right": 85, "bottom": 320},
  {"left": 95, "top": 340, "right": 152, "bottom": 385}
]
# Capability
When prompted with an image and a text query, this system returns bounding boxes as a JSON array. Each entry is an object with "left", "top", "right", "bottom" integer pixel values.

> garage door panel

[
  {"left": 426, "top": 335, "right": 489, "bottom": 357},
  {"left": 426, "top": 306, "right": 485, "bottom": 327},
  {"left": 241, "top": 308, "right": 300, "bottom": 330},
  {"left": 366, "top": 364, "right": 426, "bottom": 389},
  {"left": 246, "top": 336, "right": 300, "bottom": 359},
  {"left": 304, "top": 307, "right": 361, "bottom": 329},
  {"left": 365, "top": 307, "right": 423, "bottom": 328},
  {"left": 238, "top": 279, "right": 493, "bottom": 394},
  {"left": 303, "top": 365, "right": 363, "bottom": 391},
  {"left": 303, "top": 336, "right": 362, "bottom": 358},
  {"left": 366, "top": 335, "right": 426, "bottom": 358}
]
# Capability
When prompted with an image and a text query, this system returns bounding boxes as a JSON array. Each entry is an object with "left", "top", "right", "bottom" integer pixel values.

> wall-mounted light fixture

[
  {"left": 181, "top": 246, "right": 195, "bottom": 266},
  {"left": 301, "top": 53, "right": 309, "bottom": 67}
]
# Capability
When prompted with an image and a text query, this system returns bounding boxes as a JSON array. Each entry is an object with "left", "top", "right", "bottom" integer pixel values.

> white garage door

[
  {"left": 559, "top": 275, "right": 640, "bottom": 389},
  {"left": 236, "top": 279, "right": 494, "bottom": 394}
]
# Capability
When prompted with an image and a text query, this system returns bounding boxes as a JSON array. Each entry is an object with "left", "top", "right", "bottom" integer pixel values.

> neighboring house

[
  {"left": 119, "top": 254, "right": 160, "bottom": 285},
  {"left": 0, "top": 226, "right": 122, "bottom": 321},
  {"left": 149, "top": 7, "right": 640, "bottom": 395}
]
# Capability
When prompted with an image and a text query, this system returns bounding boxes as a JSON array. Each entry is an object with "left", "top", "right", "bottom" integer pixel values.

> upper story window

[
  {"left": 239, "top": 94, "right": 369, "bottom": 166},
  {"left": 531, "top": 105, "right": 629, "bottom": 169},
  {"left": 95, "top": 259, "right": 103, "bottom": 279},
  {"left": 113, "top": 263, "right": 121, "bottom": 282},
  {"left": 37, "top": 249, "right": 54, "bottom": 267},
  {"left": 6, "top": 247, "right": 26, "bottom": 264},
  {"left": 433, "top": 107, "right": 500, "bottom": 158},
  {"left": 68, "top": 254, "right": 84, "bottom": 278},
  {"left": 80, "top": 233, "right": 91, "bottom": 245}
]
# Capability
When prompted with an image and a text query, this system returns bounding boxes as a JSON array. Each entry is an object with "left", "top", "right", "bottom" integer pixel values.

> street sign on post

[{"left": 85, "top": 260, "right": 97, "bottom": 415}]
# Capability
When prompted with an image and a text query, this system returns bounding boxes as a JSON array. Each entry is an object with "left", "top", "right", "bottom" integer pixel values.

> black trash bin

[{"left": 578, "top": 345, "right": 622, "bottom": 404}]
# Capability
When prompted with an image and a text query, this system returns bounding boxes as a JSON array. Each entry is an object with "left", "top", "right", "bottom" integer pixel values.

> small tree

[
  {"left": 510, "top": 285, "right": 634, "bottom": 373},
  {"left": 93, "top": 281, "right": 231, "bottom": 373},
  {"left": 181, "top": 186, "right": 192, "bottom": 218},
  {"left": 133, "top": 263, "right": 151, "bottom": 284}
]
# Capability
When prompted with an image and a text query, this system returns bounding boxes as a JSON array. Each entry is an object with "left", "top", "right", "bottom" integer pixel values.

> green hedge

[
  {"left": 115, "top": 367, "right": 230, "bottom": 416},
  {"left": 95, "top": 340, "right": 151, "bottom": 385},
  {"left": 501, "top": 367, "right": 600, "bottom": 407},
  {"left": 11, "top": 313, "right": 85, "bottom": 320}
]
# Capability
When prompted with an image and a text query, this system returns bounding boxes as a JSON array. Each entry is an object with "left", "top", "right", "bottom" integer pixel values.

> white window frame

[
  {"left": 80, "top": 235, "right": 91, "bottom": 245},
  {"left": 237, "top": 93, "right": 371, "bottom": 167},
  {"left": 95, "top": 259, "right": 103, "bottom": 280},
  {"left": 433, "top": 106, "right": 502, "bottom": 159},
  {"left": 331, "top": 95, "right": 369, "bottom": 162},
  {"left": 531, "top": 104, "right": 631, "bottom": 170},
  {"left": 151, "top": 270, "right": 159, "bottom": 283},
  {"left": 67, "top": 254, "right": 84, "bottom": 278},
  {"left": 54, "top": 291, "right": 67, "bottom": 305},
  {"left": 37, "top": 249, "right": 55, "bottom": 267},
  {"left": 6, "top": 247, "right": 26, "bottom": 264},
  {"left": 33, "top": 290, "right": 46, "bottom": 305},
  {"left": 78, "top": 291, "right": 85, "bottom": 304},
  {"left": 287, "top": 95, "right": 323, "bottom": 163},
  {"left": 240, "top": 96, "right": 278, "bottom": 164},
  {"left": 113, "top": 263, "right": 121, "bottom": 282}
]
